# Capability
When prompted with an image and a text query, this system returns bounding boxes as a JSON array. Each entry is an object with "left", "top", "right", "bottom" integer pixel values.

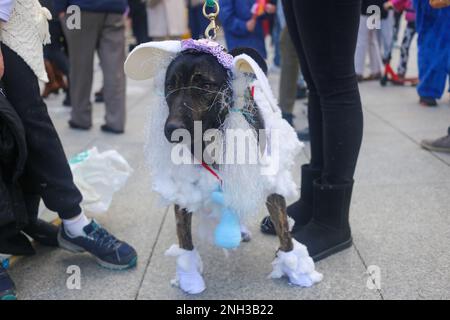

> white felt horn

[{"left": 124, "top": 40, "right": 182, "bottom": 81}]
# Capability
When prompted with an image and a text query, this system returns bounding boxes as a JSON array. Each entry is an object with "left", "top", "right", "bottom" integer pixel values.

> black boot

[
  {"left": 288, "top": 165, "right": 322, "bottom": 232},
  {"left": 293, "top": 179, "right": 354, "bottom": 262},
  {"left": 260, "top": 165, "right": 321, "bottom": 235}
]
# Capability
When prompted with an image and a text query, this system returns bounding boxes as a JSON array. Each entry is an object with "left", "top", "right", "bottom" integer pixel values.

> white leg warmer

[
  {"left": 269, "top": 239, "right": 323, "bottom": 287},
  {"left": 165, "top": 244, "right": 206, "bottom": 295}
]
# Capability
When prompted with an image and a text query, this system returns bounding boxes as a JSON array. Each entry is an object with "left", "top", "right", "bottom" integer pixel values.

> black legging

[{"left": 282, "top": 0, "right": 364, "bottom": 184}]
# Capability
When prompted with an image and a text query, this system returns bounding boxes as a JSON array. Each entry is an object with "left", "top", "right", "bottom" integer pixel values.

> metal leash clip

[{"left": 203, "top": 0, "right": 220, "bottom": 40}]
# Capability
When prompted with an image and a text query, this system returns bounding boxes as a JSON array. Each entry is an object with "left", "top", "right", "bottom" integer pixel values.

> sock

[{"left": 63, "top": 212, "right": 90, "bottom": 237}]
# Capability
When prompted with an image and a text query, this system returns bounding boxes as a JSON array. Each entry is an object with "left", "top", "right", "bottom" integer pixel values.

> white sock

[{"left": 63, "top": 212, "right": 91, "bottom": 237}]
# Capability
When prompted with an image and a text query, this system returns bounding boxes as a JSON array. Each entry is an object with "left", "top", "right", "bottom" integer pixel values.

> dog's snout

[{"left": 165, "top": 120, "right": 186, "bottom": 142}]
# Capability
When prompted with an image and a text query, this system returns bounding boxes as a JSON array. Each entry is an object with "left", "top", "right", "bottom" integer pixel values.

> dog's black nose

[{"left": 165, "top": 120, "right": 186, "bottom": 142}]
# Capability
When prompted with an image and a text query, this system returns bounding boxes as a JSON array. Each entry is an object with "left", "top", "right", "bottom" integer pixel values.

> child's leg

[
  {"left": 368, "top": 29, "right": 383, "bottom": 76},
  {"left": 355, "top": 15, "right": 369, "bottom": 76},
  {"left": 397, "top": 21, "right": 416, "bottom": 77}
]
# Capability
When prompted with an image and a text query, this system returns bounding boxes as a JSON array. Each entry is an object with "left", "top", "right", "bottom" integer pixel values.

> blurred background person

[
  {"left": 413, "top": 0, "right": 450, "bottom": 107},
  {"left": 188, "top": 0, "right": 209, "bottom": 39},
  {"left": 128, "top": 0, "right": 151, "bottom": 50},
  {"left": 355, "top": 0, "right": 385, "bottom": 81},
  {"left": 40, "top": 0, "right": 71, "bottom": 106},
  {"left": 219, "top": 0, "right": 276, "bottom": 60},
  {"left": 378, "top": 0, "right": 394, "bottom": 63},
  {"left": 385, "top": 0, "right": 416, "bottom": 80},
  {"left": 146, "top": 0, "right": 188, "bottom": 40},
  {"left": 56, "top": 0, "right": 128, "bottom": 134}
]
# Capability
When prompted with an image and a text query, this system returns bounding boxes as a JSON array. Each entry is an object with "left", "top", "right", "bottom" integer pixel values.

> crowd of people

[{"left": 0, "top": 0, "right": 449, "bottom": 300}]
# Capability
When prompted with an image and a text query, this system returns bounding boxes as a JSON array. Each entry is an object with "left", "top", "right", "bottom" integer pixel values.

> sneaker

[
  {"left": 0, "top": 265, "right": 16, "bottom": 300},
  {"left": 420, "top": 97, "right": 438, "bottom": 107},
  {"left": 58, "top": 220, "right": 137, "bottom": 270},
  {"left": 421, "top": 132, "right": 450, "bottom": 153}
]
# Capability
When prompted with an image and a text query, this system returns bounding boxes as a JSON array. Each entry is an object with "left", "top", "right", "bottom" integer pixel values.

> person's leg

[
  {"left": 1, "top": 44, "right": 83, "bottom": 220},
  {"left": 278, "top": 27, "right": 300, "bottom": 116},
  {"left": 368, "top": 29, "right": 383, "bottom": 77},
  {"left": 417, "top": 36, "right": 448, "bottom": 102},
  {"left": 287, "top": 0, "right": 364, "bottom": 261},
  {"left": 380, "top": 14, "right": 393, "bottom": 62},
  {"left": 129, "top": 0, "right": 150, "bottom": 44},
  {"left": 282, "top": 0, "right": 324, "bottom": 227},
  {"left": 397, "top": 21, "right": 416, "bottom": 77},
  {"left": 62, "top": 11, "right": 101, "bottom": 128},
  {"left": 97, "top": 13, "right": 127, "bottom": 133},
  {"left": 355, "top": 15, "right": 369, "bottom": 77}
]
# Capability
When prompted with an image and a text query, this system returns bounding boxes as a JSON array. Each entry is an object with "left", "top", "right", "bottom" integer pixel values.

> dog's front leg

[
  {"left": 266, "top": 194, "right": 323, "bottom": 287},
  {"left": 165, "top": 205, "right": 206, "bottom": 294}
]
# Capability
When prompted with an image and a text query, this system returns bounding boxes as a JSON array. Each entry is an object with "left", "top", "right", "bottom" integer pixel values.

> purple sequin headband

[{"left": 181, "top": 39, "right": 234, "bottom": 70}]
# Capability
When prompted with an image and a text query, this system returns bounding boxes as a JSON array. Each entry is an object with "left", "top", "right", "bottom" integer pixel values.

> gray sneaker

[{"left": 421, "top": 129, "right": 450, "bottom": 153}]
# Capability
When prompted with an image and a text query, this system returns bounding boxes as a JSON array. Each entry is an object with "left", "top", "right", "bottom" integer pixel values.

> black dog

[{"left": 163, "top": 48, "right": 294, "bottom": 254}]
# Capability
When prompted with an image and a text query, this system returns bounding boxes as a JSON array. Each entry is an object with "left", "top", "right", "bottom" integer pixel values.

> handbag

[{"left": 429, "top": 0, "right": 450, "bottom": 8}]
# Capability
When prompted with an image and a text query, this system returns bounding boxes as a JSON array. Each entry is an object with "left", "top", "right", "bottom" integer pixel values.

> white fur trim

[
  {"left": 270, "top": 239, "right": 323, "bottom": 287},
  {"left": 165, "top": 244, "right": 206, "bottom": 295}
]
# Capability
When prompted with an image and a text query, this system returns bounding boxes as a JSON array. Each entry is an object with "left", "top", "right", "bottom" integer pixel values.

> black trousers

[
  {"left": 1, "top": 44, "right": 82, "bottom": 219},
  {"left": 282, "top": 0, "right": 364, "bottom": 184},
  {"left": 128, "top": 0, "right": 150, "bottom": 45}
]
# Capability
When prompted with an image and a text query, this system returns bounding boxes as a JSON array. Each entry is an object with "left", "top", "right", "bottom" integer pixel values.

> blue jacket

[
  {"left": 54, "top": 0, "right": 128, "bottom": 14},
  {"left": 219, "top": 0, "right": 267, "bottom": 59}
]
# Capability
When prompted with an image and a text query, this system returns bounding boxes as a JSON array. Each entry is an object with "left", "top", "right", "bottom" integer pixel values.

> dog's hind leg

[
  {"left": 165, "top": 205, "right": 206, "bottom": 294},
  {"left": 174, "top": 205, "right": 194, "bottom": 250},
  {"left": 266, "top": 194, "right": 293, "bottom": 252},
  {"left": 266, "top": 194, "right": 323, "bottom": 287}
]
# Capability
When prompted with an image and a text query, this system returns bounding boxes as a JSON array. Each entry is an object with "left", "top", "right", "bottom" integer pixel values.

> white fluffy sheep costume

[{"left": 125, "top": 39, "right": 322, "bottom": 294}]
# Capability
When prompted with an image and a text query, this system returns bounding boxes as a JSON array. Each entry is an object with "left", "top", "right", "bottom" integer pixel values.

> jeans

[
  {"left": 1, "top": 44, "right": 82, "bottom": 219},
  {"left": 282, "top": 0, "right": 364, "bottom": 184}
]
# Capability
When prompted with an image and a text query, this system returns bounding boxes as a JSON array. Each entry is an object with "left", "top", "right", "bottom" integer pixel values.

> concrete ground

[{"left": 6, "top": 37, "right": 450, "bottom": 300}]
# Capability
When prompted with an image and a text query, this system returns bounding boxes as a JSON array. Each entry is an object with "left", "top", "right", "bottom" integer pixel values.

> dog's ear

[{"left": 229, "top": 47, "right": 268, "bottom": 75}]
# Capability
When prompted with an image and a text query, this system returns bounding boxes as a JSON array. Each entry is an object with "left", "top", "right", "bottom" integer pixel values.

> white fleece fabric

[
  {"left": 165, "top": 245, "right": 206, "bottom": 295},
  {"left": 270, "top": 239, "right": 323, "bottom": 287}
]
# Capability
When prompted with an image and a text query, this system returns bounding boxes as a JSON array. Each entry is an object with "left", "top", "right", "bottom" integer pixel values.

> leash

[
  {"left": 201, "top": 161, "right": 223, "bottom": 188},
  {"left": 203, "top": 0, "right": 220, "bottom": 39}
]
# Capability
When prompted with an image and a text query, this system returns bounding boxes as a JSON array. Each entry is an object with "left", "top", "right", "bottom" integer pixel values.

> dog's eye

[
  {"left": 166, "top": 84, "right": 175, "bottom": 92},
  {"left": 202, "top": 83, "right": 213, "bottom": 91}
]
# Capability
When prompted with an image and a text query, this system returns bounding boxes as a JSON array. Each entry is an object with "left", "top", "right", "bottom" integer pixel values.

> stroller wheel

[{"left": 380, "top": 76, "right": 388, "bottom": 87}]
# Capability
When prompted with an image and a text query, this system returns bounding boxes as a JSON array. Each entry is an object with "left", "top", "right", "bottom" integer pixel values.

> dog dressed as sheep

[{"left": 124, "top": 39, "right": 322, "bottom": 294}]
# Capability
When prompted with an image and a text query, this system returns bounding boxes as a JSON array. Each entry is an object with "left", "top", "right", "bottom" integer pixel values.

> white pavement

[{"left": 7, "top": 43, "right": 450, "bottom": 300}]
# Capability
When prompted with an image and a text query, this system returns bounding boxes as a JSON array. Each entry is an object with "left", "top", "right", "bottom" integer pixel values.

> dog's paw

[
  {"left": 240, "top": 224, "right": 252, "bottom": 242},
  {"left": 269, "top": 239, "right": 323, "bottom": 287},
  {"left": 165, "top": 244, "right": 206, "bottom": 294}
]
